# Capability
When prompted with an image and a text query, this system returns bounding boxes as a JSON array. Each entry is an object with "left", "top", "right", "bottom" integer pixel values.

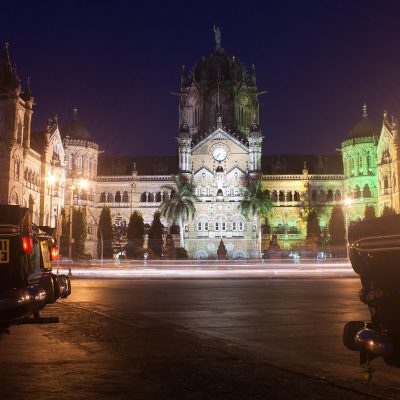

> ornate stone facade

[{"left": 1, "top": 35, "right": 399, "bottom": 259}]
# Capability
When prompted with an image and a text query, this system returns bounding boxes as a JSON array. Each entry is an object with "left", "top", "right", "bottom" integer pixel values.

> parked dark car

[
  {"left": 0, "top": 205, "right": 71, "bottom": 335},
  {"left": 343, "top": 214, "right": 400, "bottom": 379}
]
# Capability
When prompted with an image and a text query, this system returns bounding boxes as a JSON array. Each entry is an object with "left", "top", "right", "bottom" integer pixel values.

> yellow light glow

[
  {"left": 79, "top": 179, "right": 88, "bottom": 189},
  {"left": 344, "top": 198, "right": 353, "bottom": 206},
  {"left": 47, "top": 174, "right": 56, "bottom": 184}
]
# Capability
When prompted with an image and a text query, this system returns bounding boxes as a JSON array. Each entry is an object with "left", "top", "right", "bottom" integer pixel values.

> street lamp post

[
  {"left": 68, "top": 179, "right": 88, "bottom": 260},
  {"left": 47, "top": 173, "right": 56, "bottom": 228},
  {"left": 344, "top": 197, "right": 353, "bottom": 259}
]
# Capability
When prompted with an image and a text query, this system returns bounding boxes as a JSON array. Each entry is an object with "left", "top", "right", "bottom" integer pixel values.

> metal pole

[
  {"left": 49, "top": 181, "right": 53, "bottom": 227},
  {"left": 85, "top": 205, "right": 103, "bottom": 262},
  {"left": 68, "top": 188, "right": 73, "bottom": 260},
  {"left": 345, "top": 206, "right": 349, "bottom": 260}
]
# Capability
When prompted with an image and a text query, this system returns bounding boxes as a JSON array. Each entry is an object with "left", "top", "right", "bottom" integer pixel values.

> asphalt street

[{"left": 1, "top": 278, "right": 400, "bottom": 399}]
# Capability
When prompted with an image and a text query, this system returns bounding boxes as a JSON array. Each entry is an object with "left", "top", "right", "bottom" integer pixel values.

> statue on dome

[{"left": 214, "top": 25, "right": 221, "bottom": 49}]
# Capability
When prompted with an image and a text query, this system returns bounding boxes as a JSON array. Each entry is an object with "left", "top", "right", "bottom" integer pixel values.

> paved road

[{"left": 1, "top": 278, "right": 400, "bottom": 399}]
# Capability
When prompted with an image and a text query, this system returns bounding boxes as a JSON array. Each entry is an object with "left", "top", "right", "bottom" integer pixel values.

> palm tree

[
  {"left": 159, "top": 174, "right": 199, "bottom": 248},
  {"left": 240, "top": 179, "right": 273, "bottom": 258}
]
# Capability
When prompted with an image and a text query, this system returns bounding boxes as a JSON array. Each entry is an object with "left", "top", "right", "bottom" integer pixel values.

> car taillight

[
  {"left": 22, "top": 235, "right": 33, "bottom": 255},
  {"left": 50, "top": 245, "right": 59, "bottom": 262}
]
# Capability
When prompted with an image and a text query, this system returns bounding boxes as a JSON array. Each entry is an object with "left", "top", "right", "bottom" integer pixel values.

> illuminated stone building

[
  {"left": 0, "top": 44, "right": 66, "bottom": 227},
  {"left": 1, "top": 33, "right": 399, "bottom": 259}
]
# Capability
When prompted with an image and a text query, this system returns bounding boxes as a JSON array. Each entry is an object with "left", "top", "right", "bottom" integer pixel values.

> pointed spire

[
  {"left": 251, "top": 64, "right": 257, "bottom": 86},
  {"left": 22, "top": 76, "right": 32, "bottom": 100},
  {"left": 217, "top": 69, "right": 220, "bottom": 115},
  {"left": 1, "top": 42, "right": 12, "bottom": 72},
  {"left": 73, "top": 106, "right": 78, "bottom": 121},
  {"left": 383, "top": 109, "right": 388, "bottom": 121},
  {"left": 362, "top": 103, "right": 368, "bottom": 119},
  {"left": 181, "top": 64, "right": 186, "bottom": 85},
  {"left": 54, "top": 113, "right": 58, "bottom": 125}
]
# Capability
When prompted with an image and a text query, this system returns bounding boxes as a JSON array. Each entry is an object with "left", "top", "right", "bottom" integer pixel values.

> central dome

[{"left": 192, "top": 49, "right": 246, "bottom": 83}]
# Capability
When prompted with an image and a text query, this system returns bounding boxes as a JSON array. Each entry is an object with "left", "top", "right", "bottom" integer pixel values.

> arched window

[
  {"left": 108, "top": 193, "right": 114, "bottom": 202},
  {"left": 148, "top": 193, "right": 154, "bottom": 202},
  {"left": 115, "top": 191, "right": 121, "bottom": 202},
  {"left": 354, "top": 185, "right": 361, "bottom": 198},
  {"left": 320, "top": 189, "right": 326, "bottom": 202},
  {"left": 384, "top": 176, "right": 389, "bottom": 190},
  {"left": 334, "top": 190, "right": 341, "bottom": 201},
  {"left": 363, "top": 184, "right": 371, "bottom": 198},
  {"left": 279, "top": 191, "right": 285, "bottom": 202},
  {"left": 311, "top": 189, "right": 317, "bottom": 201},
  {"left": 77, "top": 156, "right": 83, "bottom": 172},
  {"left": 294, "top": 191, "right": 300, "bottom": 202},
  {"left": 14, "top": 159, "right": 20, "bottom": 180},
  {"left": 140, "top": 192, "right": 147, "bottom": 202},
  {"left": 122, "top": 191, "right": 129, "bottom": 202},
  {"left": 271, "top": 190, "right": 278, "bottom": 202},
  {"left": 163, "top": 191, "right": 169, "bottom": 201},
  {"left": 156, "top": 192, "right": 162, "bottom": 202},
  {"left": 286, "top": 191, "right": 293, "bottom": 202},
  {"left": 327, "top": 190, "right": 333, "bottom": 202}
]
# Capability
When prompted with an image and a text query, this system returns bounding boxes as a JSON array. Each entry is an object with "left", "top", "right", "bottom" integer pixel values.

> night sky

[{"left": 3, "top": 0, "right": 400, "bottom": 157}]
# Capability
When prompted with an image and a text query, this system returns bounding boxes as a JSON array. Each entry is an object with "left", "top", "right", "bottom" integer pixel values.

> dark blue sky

[{"left": 3, "top": 0, "right": 400, "bottom": 156}]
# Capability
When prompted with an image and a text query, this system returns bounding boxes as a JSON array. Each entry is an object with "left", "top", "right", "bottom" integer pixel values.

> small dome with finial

[
  {"left": 61, "top": 107, "right": 92, "bottom": 141},
  {"left": 348, "top": 103, "right": 380, "bottom": 139}
]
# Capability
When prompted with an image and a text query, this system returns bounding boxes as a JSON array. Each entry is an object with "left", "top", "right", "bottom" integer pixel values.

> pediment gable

[
  {"left": 377, "top": 123, "right": 394, "bottom": 159},
  {"left": 49, "top": 127, "right": 65, "bottom": 163},
  {"left": 191, "top": 128, "right": 249, "bottom": 153},
  {"left": 193, "top": 166, "right": 214, "bottom": 178},
  {"left": 226, "top": 166, "right": 246, "bottom": 178}
]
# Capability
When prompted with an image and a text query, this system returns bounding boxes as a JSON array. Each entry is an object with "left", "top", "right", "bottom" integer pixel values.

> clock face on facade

[{"left": 213, "top": 147, "right": 227, "bottom": 161}]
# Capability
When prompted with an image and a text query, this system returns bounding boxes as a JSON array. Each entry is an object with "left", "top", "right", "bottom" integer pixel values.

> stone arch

[
  {"left": 155, "top": 192, "right": 162, "bottom": 202},
  {"left": 232, "top": 249, "right": 248, "bottom": 260},
  {"left": 286, "top": 191, "right": 293, "bottom": 202},
  {"left": 278, "top": 190, "right": 285, "bottom": 202},
  {"left": 100, "top": 192, "right": 106, "bottom": 202},
  {"left": 115, "top": 191, "right": 121, "bottom": 202},
  {"left": 108, "top": 192, "right": 114, "bottom": 202},
  {"left": 293, "top": 191, "right": 300, "bottom": 202},
  {"left": 140, "top": 192, "right": 147, "bottom": 202},
  {"left": 271, "top": 190, "right": 278, "bottom": 202},
  {"left": 122, "top": 191, "right": 129, "bottom": 202},
  {"left": 10, "top": 190, "right": 19, "bottom": 205},
  {"left": 195, "top": 249, "right": 208, "bottom": 259},
  {"left": 334, "top": 189, "right": 341, "bottom": 201},
  {"left": 327, "top": 189, "right": 333, "bottom": 202}
]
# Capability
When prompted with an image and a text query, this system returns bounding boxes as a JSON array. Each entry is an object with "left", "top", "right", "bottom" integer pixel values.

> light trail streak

[{"left": 56, "top": 261, "right": 356, "bottom": 279}]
